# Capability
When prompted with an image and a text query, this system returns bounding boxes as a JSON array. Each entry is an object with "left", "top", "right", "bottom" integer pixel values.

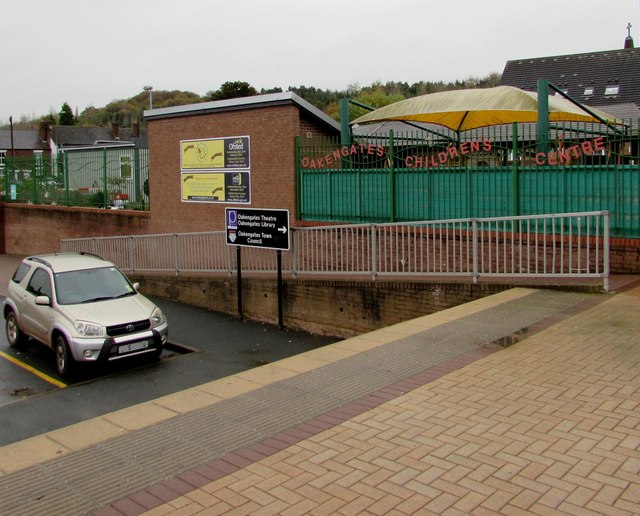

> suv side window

[
  {"left": 12, "top": 262, "right": 32, "bottom": 283},
  {"left": 26, "top": 268, "right": 53, "bottom": 299}
]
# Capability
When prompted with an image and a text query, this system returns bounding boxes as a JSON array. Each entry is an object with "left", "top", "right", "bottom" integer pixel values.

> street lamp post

[
  {"left": 9, "top": 115, "right": 14, "bottom": 157},
  {"left": 143, "top": 85, "right": 153, "bottom": 109}
]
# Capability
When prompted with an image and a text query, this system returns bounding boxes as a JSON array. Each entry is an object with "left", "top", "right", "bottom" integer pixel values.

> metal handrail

[{"left": 60, "top": 211, "right": 610, "bottom": 291}]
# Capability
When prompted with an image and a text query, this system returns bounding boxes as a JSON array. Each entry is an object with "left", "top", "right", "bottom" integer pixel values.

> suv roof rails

[
  {"left": 78, "top": 252, "right": 105, "bottom": 260},
  {"left": 26, "top": 252, "right": 105, "bottom": 269},
  {"left": 27, "top": 256, "right": 53, "bottom": 268}
]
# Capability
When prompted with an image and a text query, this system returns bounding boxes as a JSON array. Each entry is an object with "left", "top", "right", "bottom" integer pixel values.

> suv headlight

[
  {"left": 150, "top": 307, "right": 166, "bottom": 328},
  {"left": 75, "top": 320, "right": 105, "bottom": 337}
]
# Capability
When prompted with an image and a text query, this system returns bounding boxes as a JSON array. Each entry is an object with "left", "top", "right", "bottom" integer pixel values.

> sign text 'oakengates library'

[
  {"left": 180, "top": 136, "right": 251, "bottom": 204},
  {"left": 225, "top": 208, "right": 290, "bottom": 251}
]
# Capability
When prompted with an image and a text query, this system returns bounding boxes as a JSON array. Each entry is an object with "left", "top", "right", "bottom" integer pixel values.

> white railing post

[
  {"left": 371, "top": 224, "right": 377, "bottom": 280},
  {"left": 129, "top": 235, "right": 135, "bottom": 273},
  {"left": 472, "top": 219, "right": 479, "bottom": 283},
  {"left": 173, "top": 234, "right": 179, "bottom": 275},
  {"left": 226, "top": 243, "right": 233, "bottom": 276},
  {"left": 290, "top": 228, "right": 298, "bottom": 277}
]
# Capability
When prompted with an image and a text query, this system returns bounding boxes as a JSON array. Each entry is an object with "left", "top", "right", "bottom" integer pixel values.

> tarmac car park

[{"left": 0, "top": 273, "right": 336, "bottom": 447}]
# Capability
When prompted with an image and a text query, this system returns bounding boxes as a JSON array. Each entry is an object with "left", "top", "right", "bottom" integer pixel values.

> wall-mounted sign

[
  {"left": 181, "top": 172, "right": 250, "bottom": 203},
  {"left": 180, "top": 136, "right": 251, "bottom": 204},
  {"left": 181, "top": 136, "right": 250, "bottom": 170}
]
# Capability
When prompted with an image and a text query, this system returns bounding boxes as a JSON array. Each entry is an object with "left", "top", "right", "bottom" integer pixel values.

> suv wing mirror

[{"left": 35, "top": 295, "right": 51, "bottom": 306}]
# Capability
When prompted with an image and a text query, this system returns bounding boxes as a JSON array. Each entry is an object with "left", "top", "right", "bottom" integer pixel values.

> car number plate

[{"left": 118, "top": 341, "right": 149, "bottom": 354}]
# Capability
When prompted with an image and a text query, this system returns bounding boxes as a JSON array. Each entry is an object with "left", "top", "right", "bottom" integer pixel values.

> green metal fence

[
  {"left": 296, "top": 119, "right": 640, "bottom": 237},
  {"left": 2, "top": 148, "right": 149, "bottom": 210}
]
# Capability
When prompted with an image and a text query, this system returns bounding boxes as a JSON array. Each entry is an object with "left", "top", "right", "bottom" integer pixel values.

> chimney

[
  {"left": 111, "top": 122, "right": 120, "bottom": 139},
  {"left": 133, "top": 121, "right": 140, "bottom": 138},
  {"left": 39, "top": 121, "right": 49, "bottom": 143}
]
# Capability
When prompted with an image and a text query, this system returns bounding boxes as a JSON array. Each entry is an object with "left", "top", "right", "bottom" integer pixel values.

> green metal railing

[
  {"left": 2, "top": 148, "right": 149, "bottom": 210},
  {"left": 296, "top": 119, "right": 640, "bottom": 237}
]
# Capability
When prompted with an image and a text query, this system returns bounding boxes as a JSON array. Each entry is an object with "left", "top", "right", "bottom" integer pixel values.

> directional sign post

[
  {"left": 225, "top": 208, "right": 289, "bottom": 251},
  {"left": 225, "top": 208, "right": 290, "bottom": 328}
]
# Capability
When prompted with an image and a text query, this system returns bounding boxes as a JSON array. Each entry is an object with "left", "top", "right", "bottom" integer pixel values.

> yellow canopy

[{"left": 352, "top": 86, "right": 616, "bottom": 132}]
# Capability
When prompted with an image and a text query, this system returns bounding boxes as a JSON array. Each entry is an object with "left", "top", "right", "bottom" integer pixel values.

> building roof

[
  {"left": 144, "top": 91, "right": 341, "bottom": 133},
  {"left": 0, "top": 129, "right": 48, "bottom": 151},
  {"left": 50, "top": 125, "right": 146, "bottom": 150},
  {"left": 500, "top": 47, "right": 640, "bottom": 120}
]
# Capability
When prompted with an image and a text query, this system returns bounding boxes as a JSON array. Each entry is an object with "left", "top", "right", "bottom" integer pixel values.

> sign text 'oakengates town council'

[
  {"left": 226, "top": 208, "right": 290, "bottom": 251},
  {"left": 180, "top": 136, "right": 251, "bottom": 204}
]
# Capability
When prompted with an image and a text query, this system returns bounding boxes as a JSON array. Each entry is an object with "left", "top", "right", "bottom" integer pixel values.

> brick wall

[
  {"left": 610, "top": 237, "right": 640, "bottom": 273},
  {"left": 129, "top": 272, "right": 516, "bottom": 338},
  {"left": 0, "top": 204, "right": 150, "bottom": 255},
  {"left": 147, "top": 104, "right": 331, "bottom": 234}
]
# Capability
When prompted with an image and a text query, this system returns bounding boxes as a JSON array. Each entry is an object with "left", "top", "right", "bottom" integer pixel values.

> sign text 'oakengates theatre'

[{"left": 225, "top": 208, "right": 290, "bottom": 251}]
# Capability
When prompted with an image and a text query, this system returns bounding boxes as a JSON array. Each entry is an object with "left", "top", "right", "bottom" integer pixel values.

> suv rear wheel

[
  {"left": 6, "top": 310, "right": 27, "bottom": 348},
  {"left": 54, "top": 334, "right": 75, "bottom": 379}
]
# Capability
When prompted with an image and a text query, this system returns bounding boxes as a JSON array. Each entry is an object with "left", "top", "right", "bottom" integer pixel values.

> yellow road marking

[{"left": 0, "top": 350, "right": 67, "bottom": 389}]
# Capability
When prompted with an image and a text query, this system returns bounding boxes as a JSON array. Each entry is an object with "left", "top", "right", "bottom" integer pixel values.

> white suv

[{"left": 3, "top": 253, "right": 168, "bottom": 378}]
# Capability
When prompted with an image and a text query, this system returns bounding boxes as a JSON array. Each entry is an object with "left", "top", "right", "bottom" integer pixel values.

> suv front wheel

[
  {"left": 54, "top": 334, "right": 76, "bottom": 379},
  {"left": 6, "top": 310, "right": 27, "bottom": 348}
]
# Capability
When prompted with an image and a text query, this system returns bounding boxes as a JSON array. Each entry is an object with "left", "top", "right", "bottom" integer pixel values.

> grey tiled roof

[
  {"left": 49, "top": 125, "right": 146, "bottom": 149},
  {"left": 50, "top": 126, "right": 117, "bottom": 147},
  {"left": 0, "top": 129, "right": 48, "bottom": 151},
  {"left": 500, "top": 47, "right": 640, "bottom": 120}
]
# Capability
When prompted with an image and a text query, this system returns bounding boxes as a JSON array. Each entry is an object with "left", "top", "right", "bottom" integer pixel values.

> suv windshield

[{"left": 54, "top": 266, "right": 136, "bottom": 305}]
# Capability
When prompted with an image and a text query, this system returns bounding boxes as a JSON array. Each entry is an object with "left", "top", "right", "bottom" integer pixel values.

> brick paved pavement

[
  {"left": 1, "top": 282, "right": 639, "bottom": 515},
  {"left": 123, "top": 285, "right": 640, "bottom": 516}
]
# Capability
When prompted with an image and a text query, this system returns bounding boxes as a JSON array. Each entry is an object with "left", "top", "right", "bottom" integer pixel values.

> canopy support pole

[
  {"left": 547, "top": 81, "right": 624, "bottom": 134},
  {"left": 340, "top": 98, "right": 351, "bottom": 146},
  {"left": 537, "top": 79, "right": 550, "bottom": 155}
]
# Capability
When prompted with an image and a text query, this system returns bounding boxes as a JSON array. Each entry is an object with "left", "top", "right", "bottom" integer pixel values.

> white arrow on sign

[{"left": 278, "top": 226, "right": 287, "bottom": 234}]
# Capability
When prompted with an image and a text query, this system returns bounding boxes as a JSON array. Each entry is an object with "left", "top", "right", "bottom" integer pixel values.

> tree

[
  {"left": 325, "top": 83, "right": 406, "bottom": 122},
  {"left": 206, "top": 81, "right": 258, "bottom": 101},
  {"left": 5, "top": 73, "right": 503, "bottom": 130},
  {"left": 288, "top": 85, "right": 343, "bottom": 112},
  {"left": 260, "top": 87, "right": 283, "bottom": 94},
  {"left": 42, "top": 113, "right": 56, "bottom": 126},
  {"left": 59, "top": 102, "right": 76, "bottom": 126}
]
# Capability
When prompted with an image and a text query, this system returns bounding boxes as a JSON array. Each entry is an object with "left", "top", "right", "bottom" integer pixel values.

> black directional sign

[{"left": 225, "top": 208, "right": 290, "bottom": 251}]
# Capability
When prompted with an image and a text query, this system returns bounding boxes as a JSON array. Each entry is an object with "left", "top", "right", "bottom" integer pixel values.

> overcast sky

[{"left": 2, "top": 0, "right": 639, "bottom": 124}]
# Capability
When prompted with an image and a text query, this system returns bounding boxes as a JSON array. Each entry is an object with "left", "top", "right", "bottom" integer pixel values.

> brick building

[{"left": 144, "top": 92, "right": 340, "bottom": 234}]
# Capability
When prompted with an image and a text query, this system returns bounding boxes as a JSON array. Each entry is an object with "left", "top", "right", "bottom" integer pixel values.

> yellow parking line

[{"left": 0, "top": 350, "right": 67, "bottom": 389}]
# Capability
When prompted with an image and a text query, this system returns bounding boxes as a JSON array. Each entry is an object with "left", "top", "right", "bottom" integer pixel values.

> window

[
  {"left": 54, "top": 266, "right": 134, "bottom": 305},
  {"left": 120, "top": 155, "right": 132, "bottom": 178},
  {"left": 34, "top": 150, "right": 44, "bottom": 178},
  {"left": 27, "top": 268, "right": 53, "bottom": 298},
  {"left": 605, "top": 85, "right": 620, "bottom": 95},
  {"left": 12, "top": 263, "right": 32, "bottom": 283},
  {"left": 583, "top": 87, "right": 594, "bottom": 96}
]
